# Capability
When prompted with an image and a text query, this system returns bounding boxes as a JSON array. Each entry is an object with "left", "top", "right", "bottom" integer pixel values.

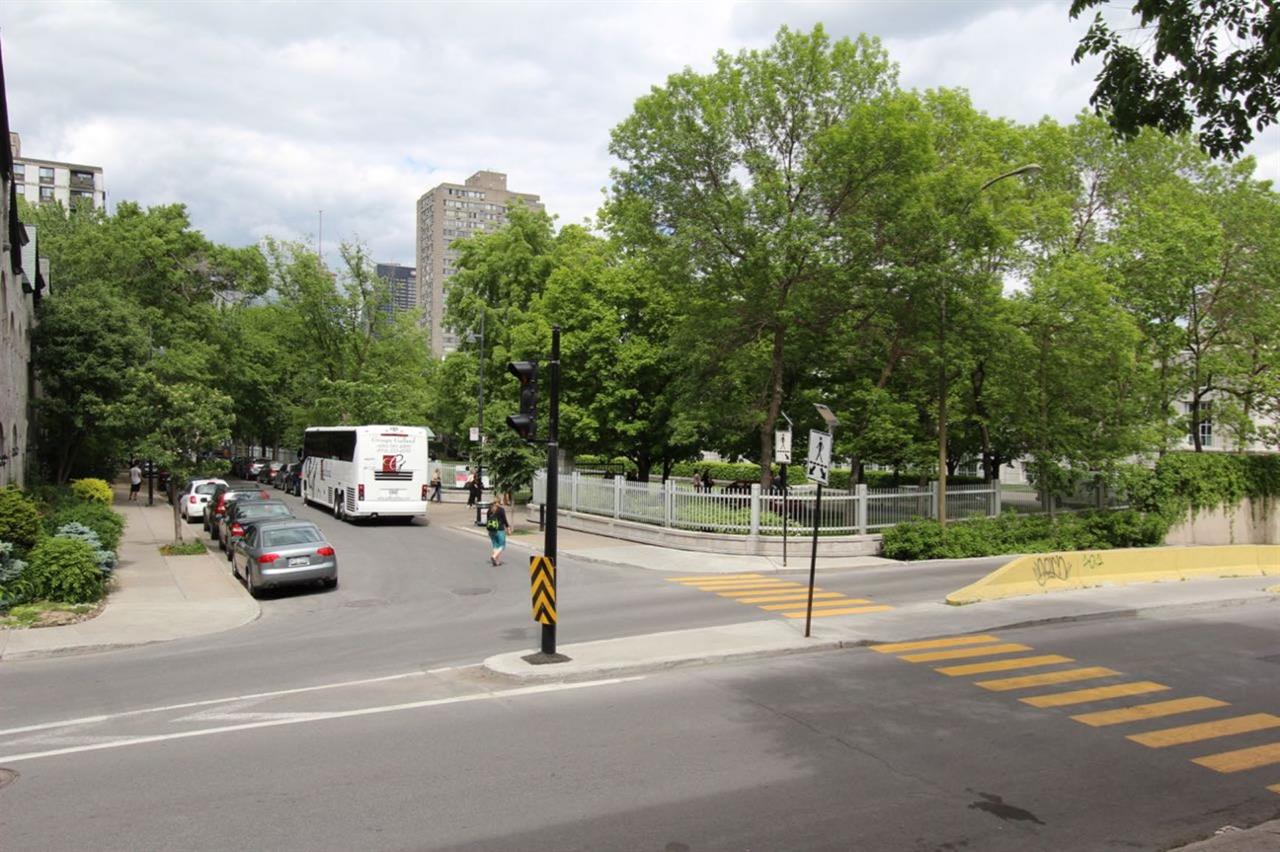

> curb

[{"left": 482, "top": 591, "right": 1279, "bottom": 682}]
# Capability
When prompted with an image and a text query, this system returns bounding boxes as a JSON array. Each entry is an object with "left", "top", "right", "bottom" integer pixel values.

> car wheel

[
  {"left": 226, "top": 544, "right": 233, "bottom": 562},
  {"left": 245, "top": 566, "right": 258, "bottom": 598}
]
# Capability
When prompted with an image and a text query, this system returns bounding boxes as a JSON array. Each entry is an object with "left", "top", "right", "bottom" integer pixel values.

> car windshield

[
  {"left": 241, "top": 503, "right": 293, "bottom": 520},
  {"left": 263, "top": 527, "right": 322, "bottom": 547}
]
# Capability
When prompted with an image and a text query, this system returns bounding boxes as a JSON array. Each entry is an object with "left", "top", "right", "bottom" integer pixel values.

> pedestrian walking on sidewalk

[
  {"left": 129, "top": 460, "right": 142, "bottom": 501},
  {"left": 430, "top": 470, "right": 443, "bottom": 502},
  {"left": 485, "top": 498, "right": 511, "bottom": 566}
]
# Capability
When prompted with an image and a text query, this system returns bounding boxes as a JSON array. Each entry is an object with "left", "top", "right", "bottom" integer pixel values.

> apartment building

[
  {"left": 9, "top": 132, "right": 105, "bottom": 209},
  {"left": 374, "top": 262, "right": 417, "bottom": 316},
  {"left": 415, "top": 170, "right": 542, "bottom": 357}
]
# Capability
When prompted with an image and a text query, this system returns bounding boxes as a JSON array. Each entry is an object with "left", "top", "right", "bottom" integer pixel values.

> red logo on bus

[{"left": 382, "top": 454, "right": 404, "bottom": 472}]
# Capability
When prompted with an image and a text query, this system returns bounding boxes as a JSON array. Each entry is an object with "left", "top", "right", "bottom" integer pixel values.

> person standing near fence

[
  {"left": 703, "top": 470, "right": 715, "bottom": 492},
  {"left": 430, "top": 469, "right": 443, "bottom": 502},
  {"left": 693, "top": 471, "right": 703, "bottom": 492}
]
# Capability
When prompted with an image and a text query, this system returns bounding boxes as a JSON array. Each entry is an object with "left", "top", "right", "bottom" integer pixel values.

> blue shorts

[{"left": 488, "top": 529, "right": 506, "bottom": 548}]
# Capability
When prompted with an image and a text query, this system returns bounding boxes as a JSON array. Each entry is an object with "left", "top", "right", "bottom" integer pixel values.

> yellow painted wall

[{"left": 947, "top": 545, "right": 1280, "bottom": 605}]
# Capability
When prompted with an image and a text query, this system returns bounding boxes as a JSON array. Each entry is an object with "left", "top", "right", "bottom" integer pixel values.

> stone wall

[{"left": 1165, "top": 497, "right": 1279, "bottom": 546}]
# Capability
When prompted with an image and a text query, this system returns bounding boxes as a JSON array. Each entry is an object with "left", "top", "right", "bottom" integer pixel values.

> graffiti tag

[
  {"left": 1081, "top": 552, "right": 1104, "bottom": 573},
  {"left": 1033, "top": 555, "right": 1072, "bottom": 586}
]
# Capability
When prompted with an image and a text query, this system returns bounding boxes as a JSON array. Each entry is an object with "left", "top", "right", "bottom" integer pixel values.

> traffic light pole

[{"left": 543, "top": 326, "right": 560, "bottom": 656}]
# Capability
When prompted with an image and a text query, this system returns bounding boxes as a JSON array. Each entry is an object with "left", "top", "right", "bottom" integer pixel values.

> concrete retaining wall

[
  {"left": 1165, "top": 497, "right": 1278, "bottom": 546},
  {"left": 528, "top": 507, "right": 883, "bottom": 557},
  {"left": 947, "top": 544, "right": 1280, "bottom": 604}
]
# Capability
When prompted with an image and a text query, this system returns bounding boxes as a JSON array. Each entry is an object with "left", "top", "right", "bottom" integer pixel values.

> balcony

[{"left": 70, "top": 172, "right": 96, "bottom": 189}]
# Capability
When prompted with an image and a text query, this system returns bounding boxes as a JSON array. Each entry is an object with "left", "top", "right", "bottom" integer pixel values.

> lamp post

[{"left": 938, "top": 163, "right": 1041, "bottom": 527}]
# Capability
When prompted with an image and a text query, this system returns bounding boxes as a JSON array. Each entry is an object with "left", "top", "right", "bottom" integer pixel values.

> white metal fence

[{"left": 531, "top": 473, "right": 1001, "bottom": 536}]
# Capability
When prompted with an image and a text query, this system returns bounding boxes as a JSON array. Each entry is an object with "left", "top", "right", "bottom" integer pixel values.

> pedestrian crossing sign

[{"left": 806, "top": 430, "right": 831, "bottom": 485}]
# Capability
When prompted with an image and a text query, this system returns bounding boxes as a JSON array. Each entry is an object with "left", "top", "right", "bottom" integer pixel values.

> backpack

[{"left": 486, "top": 511, "right": 501, "bottom": 531}]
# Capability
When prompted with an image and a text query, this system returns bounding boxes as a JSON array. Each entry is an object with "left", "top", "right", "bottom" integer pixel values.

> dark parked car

[
  {"left": 232, "top": 519, "right": 337, "bottom": 597},
  {"left": 221, "top": 497, "right": 296, "bottom": 559},
  {"left": 207, "top": 486, "right": 271, "bottom": 544}
]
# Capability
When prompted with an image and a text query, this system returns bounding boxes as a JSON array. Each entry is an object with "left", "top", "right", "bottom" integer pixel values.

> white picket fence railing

[{"left": 531, "top": 473, "right": 1000, "bottom": 536}]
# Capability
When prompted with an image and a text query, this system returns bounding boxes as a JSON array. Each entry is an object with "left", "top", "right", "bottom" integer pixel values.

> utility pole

[{"left": 542, "top": 326, "right": 561, "bottom": 656}]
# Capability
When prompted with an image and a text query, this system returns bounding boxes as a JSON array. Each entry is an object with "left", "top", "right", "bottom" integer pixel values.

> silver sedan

[{"left": 231, "top": 519, "right": 338, "bottom": 598}]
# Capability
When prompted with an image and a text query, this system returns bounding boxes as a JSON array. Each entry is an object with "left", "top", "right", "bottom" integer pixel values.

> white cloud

[{"left": 3, "top": 0, "right": 1275, "bottom": 268}]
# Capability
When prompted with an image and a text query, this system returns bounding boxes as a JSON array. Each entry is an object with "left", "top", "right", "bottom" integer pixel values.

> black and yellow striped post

[{"left": 529, "top": 555, "right": 556, "bottom": 626}]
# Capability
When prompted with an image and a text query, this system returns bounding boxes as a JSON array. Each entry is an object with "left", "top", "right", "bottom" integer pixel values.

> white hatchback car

[{"left": 179, "top": 478, "right": 228, "bottom": 523}]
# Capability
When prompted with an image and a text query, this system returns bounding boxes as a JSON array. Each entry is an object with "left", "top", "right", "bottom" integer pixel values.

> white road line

[
  {"left": 0, "top": 666, "right": 473, "bottom": 737},
  {"left": 0, "top": 676, "right": 644, "bottom": 764}
]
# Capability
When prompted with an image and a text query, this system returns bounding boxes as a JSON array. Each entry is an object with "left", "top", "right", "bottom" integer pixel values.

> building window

[
  {"left": 71, "top": 170, "right": 95, "bottom": 188},
  {"left": 39, "top": 186, "right": 55, "bottom": 202},
  {"left": 14, "top": 183, "right": 23, "bottom": 196},
  {"left": 13, "top": 163, "right": 23, "bottom": 180},
  {"left": 39, "top": 166, "right": 55, "bottom": 184}
]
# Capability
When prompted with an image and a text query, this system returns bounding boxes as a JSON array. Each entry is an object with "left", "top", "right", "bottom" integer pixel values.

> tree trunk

[
  {"left": 759, "top": 323, "right": 787, "bottom": 491},
  {"left": 170, "top": 479, "right": 183, "bottom": 544}
]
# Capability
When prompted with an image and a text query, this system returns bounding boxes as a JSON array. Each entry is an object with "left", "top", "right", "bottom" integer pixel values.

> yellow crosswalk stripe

[
  {"left": 1127, "top": 714, "right": 1280, "bottom": 748},
  {"left": 758, "top": 598, "right": 871, "bottom": 611},
  {"left": 1021, "top": 681, "right": 1169, "bottom": 708},
  {"left": 782, "top": 605, "right": 893, "bottom": 618},
  {"left": 1072, "top": 697, "right": 1229, "bottom": 727},
  {"left": 677, "top": 577, "right": 788, "bottom": 586},
  {"left": 1193, "top": 742, "right": 1280, "bottom": 773},
  {"left": 937, "top": 655, "right": 1075, "bottom": 677},
  {"left": 976, "top": 667, "right": 1121, "bottom": 692},
  {"left": 731, "top": 591, "right": 842, "bottom": 603},
  {"left": 900, "top": 643, "right": 1032, "bottom": 664},
  {"left": 715, "top": 585, "right": 804, "bottom": 596},
  {"left": 669, "top": 574, "right": 763, "bottom": 582},
  {"left": 871, "top": 635, "right": 1002, "bottom": 654},
  {"left": 680, "top": 581, "right": 793, "bottom": 591}
]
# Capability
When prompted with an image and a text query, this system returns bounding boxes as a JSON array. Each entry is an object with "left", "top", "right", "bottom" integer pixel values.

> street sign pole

[
  {"left": 542, "top": 326, "right": 561, "bottom": 656},
  {"left": 775, "top": 423, "right": 792, "bottom": 568},
  {"left": 805, "top": 481, "right": 822, "bottom": 638},
  {"left": 804, "top": 408, "right": 839, "bottom": 638},
  {"left": 781, "top": 463, "right": 788, "bottom": 567}
]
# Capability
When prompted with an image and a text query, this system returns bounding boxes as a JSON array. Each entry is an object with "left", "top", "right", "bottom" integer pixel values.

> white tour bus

[{"left": 302, "top": 425, "right": 431, "bottom": 521}]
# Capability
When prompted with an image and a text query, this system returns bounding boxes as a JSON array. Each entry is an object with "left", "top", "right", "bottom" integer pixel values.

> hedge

[
  {"left": 46, "top": 502, "right": 125, "bottom": 553},
  {"left": 882, "top": 510, "right": 1169, "bottom": 560},
  {"left": 0, "top": 488, "right": 42, "bottom": 551},
  {"left": 70, "top": 478, "right": 114, "bottom": 505}
]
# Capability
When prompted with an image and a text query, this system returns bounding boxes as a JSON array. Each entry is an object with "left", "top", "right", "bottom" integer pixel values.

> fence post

[
  {"left": 930, "top": 480, "right": 939, "bottom": 520},
  {"left": 749, "top": 484, "right": 761, "bottom": 536},
  {"left": 991, "top": 479, "right": 1002, "bottom": 517},
  {"left": 613, "top": 476, "right": 622, "bottom": 520},
  {"left": 571, "top": 471, "right": 579, "bottom": 512},
  {"left": 856, "top": 483, "right": 868, "bottom": 535},
  {"left": 664, "top": 479, "right": 673, "bottom": 528}
]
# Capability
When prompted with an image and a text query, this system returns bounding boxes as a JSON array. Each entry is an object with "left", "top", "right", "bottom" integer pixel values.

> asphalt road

[
  {"left": 5, "top": 487, "right": 1277, "bottom": 849},
  {"left": 0, "top": 485, "right": 999, "bottom": 727},
  {"left": 3, "top": 605, "right": 1279, "bottom": 850}
]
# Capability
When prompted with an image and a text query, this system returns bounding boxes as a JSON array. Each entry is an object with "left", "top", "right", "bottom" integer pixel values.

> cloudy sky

[{"left": 4, "top": 0, "right": 1277, "bottom": 267}]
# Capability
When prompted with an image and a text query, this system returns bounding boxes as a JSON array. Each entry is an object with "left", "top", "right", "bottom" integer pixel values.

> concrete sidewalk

[
  {"left": 0, "top": 489, "right": 259, "bottom": 662},
  {"left": 439, "top": 500, "right": 898, "bottom": 573}
]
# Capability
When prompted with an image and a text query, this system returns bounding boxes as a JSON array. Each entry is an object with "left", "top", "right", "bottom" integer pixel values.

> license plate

[{"left": 288, "top": 556, "right": 310, "bottom": 567}]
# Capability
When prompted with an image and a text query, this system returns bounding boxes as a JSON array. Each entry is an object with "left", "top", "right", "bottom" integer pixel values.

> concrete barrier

[{"left": 947, "top": 545, "right": 1280, "bottom": 605}]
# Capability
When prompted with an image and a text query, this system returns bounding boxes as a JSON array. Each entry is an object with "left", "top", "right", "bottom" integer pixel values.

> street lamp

[{"left": 938, "top": 163, "right": 1041, "bottom": 527}]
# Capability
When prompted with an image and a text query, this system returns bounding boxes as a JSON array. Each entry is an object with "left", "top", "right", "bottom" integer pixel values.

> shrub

[
  {"left": 70, "top": 478, "right": 114, "bottom": 505},
  {"left": 881, "top": 509, "right": 1170, "bottom": 561},
  {"left": 54, "top": 522, "right": 118, "bottom": 574},
  {"left": 0, "top": 488, "right": 42, "bottom": 551},
  {"left": 0, "top": 541, "right": 34, "bottom": 608},
  {"left": 26, "top": 537, "right": 105, "bottom": 604},
  {"left": 47, "top": 502, "right": 125, "bottom": 553}
]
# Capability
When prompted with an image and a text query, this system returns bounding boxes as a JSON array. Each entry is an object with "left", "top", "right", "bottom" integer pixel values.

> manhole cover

[
  {"left": 343, "top": 599, "right": 388, "bottom": 609},
  {"left": 452, "top": 587, "right": 493, "bottom": 597},
  {"left": 0, "top": 768, "right": 17, "bottom": 790}
]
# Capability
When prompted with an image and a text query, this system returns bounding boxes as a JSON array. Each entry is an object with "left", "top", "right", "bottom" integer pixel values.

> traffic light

[{"left": 506, "top": 360, "right": 538, "bottom": 440}]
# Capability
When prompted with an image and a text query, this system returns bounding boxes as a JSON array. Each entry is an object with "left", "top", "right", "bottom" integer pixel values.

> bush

[
  {"left": 26, "top": 537, "right": 105, "bottom": 604},
  {"left": 54, "top": 522, "right": 118, "bottom": 574},
  {"left": 0, "top": 488, "right": 43, "bottom": 551},
  {"left": 46, "top": 502, "right": 125, "bottom": 553},
  {"left": 0, "top": 541, "right": 34, "bottom": 608},
  {"left": 881, "top": 509, "right": 1170, "bottom": 561},
  {"left": 70, "top": 478, "right": 114, "bottom": 505}
]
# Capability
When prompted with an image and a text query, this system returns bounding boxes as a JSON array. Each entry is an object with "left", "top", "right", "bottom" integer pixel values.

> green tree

[
  {"left": 1071, "top": 0, "right": 1280, "bottom": 158},
  {"left": 608, "top": 25, "right": 940, "bottom": 486}
]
